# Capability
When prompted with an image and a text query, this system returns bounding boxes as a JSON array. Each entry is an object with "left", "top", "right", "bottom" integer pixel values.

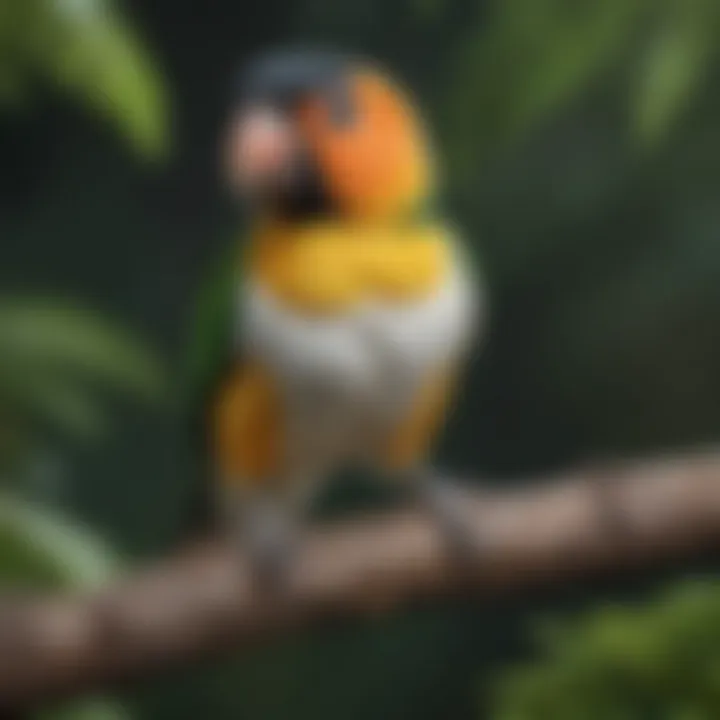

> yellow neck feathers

[{"left": 246, "top": 221, "right": 452, "bottom": 315}]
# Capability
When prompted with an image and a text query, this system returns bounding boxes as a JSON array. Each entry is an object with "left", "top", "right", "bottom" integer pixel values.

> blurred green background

[{"left": 3, "top": 0, "right": 720, "bottom": 718}]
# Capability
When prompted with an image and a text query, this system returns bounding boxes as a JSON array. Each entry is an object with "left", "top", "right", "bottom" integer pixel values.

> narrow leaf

[
  {"left": 0, "top": 493, "right": 119, "bottom": 589},
  {"left": 633, "top": 5, "right": 717, "bottom": 145},
  {"left": 0, "top": 299, "right": 165, "bottom": 403}
]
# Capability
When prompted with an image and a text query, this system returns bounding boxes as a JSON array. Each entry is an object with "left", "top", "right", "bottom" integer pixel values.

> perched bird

[{"left": 186, "top": 48, "right": 483, "bottom": 581}]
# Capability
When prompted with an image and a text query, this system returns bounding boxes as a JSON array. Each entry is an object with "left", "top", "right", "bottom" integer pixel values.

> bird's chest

[
  {"left": 245, "top": 283, "right": 426, "bottom": 412},
  {"left": 236, "top": 225, "right": 477, "bottom": 471},
  {"left": 240, "top": 275, "right": 475, "bottom": 474}
]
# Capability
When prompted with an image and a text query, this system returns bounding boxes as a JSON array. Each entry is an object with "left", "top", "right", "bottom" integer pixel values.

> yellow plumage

[
  {"left": 249, "top": 221, "right": 452, "bottom": 313},
  {"left": 382, "top": 369, "right": 456, "bottom": 473},
  {"left": 213, "top": 363, "right": 282, "bottom": 485},
  {"left": 213, "top": 221, "right": 460, "bottom": 488}
]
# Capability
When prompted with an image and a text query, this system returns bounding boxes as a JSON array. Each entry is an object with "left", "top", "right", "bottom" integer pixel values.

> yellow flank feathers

[
  {"left": 213, "top": 363, "right": 283, "bottom": 484},
  {"left": 382, "top": 368, "right": 456, "bottom": 473},
  {"left": 248, "top": 222, "right": 452, "bottom": 314}
]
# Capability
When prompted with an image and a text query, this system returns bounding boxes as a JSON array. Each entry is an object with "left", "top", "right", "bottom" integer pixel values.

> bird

[{"left": 185, "top": 48, "right": 483, "bottom": 583}]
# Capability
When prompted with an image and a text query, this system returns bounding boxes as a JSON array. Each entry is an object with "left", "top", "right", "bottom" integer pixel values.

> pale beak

[{"left": 225, "top": 107, "right": 297, "bottom": 195}]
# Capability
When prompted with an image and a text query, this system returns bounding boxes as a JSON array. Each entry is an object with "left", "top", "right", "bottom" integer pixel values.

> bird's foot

[
  {"left": 236, "top": 499, "right": 299, "bottom": 592},
  {"left": 410, "top": 468, "right": 482, "bottom": 561}
]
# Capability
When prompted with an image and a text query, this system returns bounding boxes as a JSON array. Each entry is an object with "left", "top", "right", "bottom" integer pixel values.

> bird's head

[{"left": 224, "top": 49, "right": 434, "bottom": 222}]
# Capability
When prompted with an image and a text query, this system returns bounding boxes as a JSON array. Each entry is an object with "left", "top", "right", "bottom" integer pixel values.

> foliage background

[{"left": 3, "top": 0, "right": 720, "bottom": 718}]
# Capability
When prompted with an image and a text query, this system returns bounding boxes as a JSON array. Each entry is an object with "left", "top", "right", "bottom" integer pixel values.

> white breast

[{"left": 239, "top": 249, "right": 482, "bottom": 479}]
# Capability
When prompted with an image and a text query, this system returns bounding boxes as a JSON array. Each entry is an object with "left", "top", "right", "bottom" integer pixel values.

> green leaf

[
  {"left": 45, "top": 0, "right": 170, "bottom": 159},
  {"left": 633, "top": 1, "right": 718, "bottom": 146},
  {"left": 0, "top": 370, "right": 110, "bottom": 439},
  {"left": 446, "top": 0, "right": 642, "bottom": 171},
  {"left": 37, "top": 697, "right": 131, "bottom": 720},
  {"left": 412, "top": 0, "right": 442, "bottom": 22},
  {"left": 0, "top": 493, "right": 119, "bottom": 589},
  {"left": 491, "top": 580, "right": 720, "bottom": 719},
  {"left": 0, "top": 0, "right": 169, "bottom": 159},
  {"left": 0, "top": 299, "right": 165, "bottom": 404},
  {"left": 0, "top": 299, "right": 166, "bottom": 446},
  {"left": 0, "top": 298, "right": 165, "bottom": 458}
]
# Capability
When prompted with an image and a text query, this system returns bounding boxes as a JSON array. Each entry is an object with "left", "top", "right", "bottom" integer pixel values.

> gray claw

[
  {"left": 244, "top": 529, "right": 295, "bottom": 590},
  {"left": 412, "top": 470, "right": 482, "bottom": 560},
  {"left": 235, "top": 497, "right": 299, "bottom": 591}
]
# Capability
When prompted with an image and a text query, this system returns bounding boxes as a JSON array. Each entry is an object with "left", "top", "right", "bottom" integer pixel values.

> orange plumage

[{"left": 299, "top": 72, "right": 433, "bottom": 219}]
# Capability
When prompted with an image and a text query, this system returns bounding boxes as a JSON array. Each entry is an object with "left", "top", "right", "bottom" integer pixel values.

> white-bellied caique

[{"left": 187, "top": 49, "right": 482, "bottom": 582}]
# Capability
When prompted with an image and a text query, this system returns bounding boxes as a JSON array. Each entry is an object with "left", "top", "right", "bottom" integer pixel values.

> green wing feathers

[
  {"left": 185, "top": 248, "right": 239, "bottom": 419},
  {"left": 182, "top": 240, "right": 241, "bottom": 536}
]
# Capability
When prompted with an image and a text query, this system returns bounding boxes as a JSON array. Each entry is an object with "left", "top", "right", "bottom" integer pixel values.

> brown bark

[{"left": 2, "top": 450, "right": 720, "bottom": 708}]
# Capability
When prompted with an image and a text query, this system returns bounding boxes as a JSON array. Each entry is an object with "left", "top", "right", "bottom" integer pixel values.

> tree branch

[{"left": 2, "top": 449, "right": 720, "bottom": 708}]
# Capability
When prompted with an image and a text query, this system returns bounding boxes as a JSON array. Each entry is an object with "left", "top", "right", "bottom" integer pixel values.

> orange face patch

[{"left": 298, "top": 72, "right": 433, "bottom": 219}]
